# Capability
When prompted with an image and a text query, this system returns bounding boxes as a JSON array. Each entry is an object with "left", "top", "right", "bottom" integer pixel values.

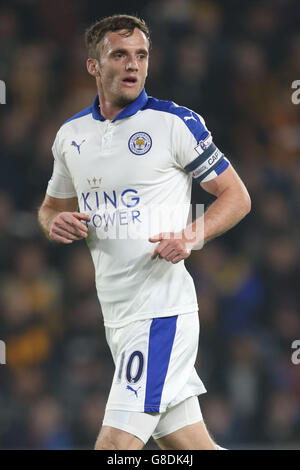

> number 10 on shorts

[{"left": 117, "top": 350, "right": 145, "bottom": 384}]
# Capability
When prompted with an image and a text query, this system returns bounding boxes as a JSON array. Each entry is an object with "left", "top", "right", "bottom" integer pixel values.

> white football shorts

[{"left": 102, "top": 311, "right": 207, "bottom": 442}]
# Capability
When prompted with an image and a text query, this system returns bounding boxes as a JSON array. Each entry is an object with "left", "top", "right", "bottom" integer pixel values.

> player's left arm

[
  {"left": 150, "top": 165, "right": 251, "bottom": 263},
  {"left": 150, "top": 109, "right": 251, "bottom": 263},
  {"left": 199, "top": 163, "right": 251, "bottom": 244}
]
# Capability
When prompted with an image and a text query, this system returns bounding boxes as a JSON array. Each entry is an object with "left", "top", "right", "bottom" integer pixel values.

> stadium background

[{"left": 0, "top": 0, "right": 299, "bottom": 449}]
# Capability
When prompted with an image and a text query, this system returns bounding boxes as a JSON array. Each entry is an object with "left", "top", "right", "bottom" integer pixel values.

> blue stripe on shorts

[{"left": 144, "top": 316, "right": 178, "bottom": 412}]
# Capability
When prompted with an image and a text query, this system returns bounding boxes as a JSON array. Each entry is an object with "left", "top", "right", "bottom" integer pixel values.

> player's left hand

[{"left": 149, "top": 231, "right": 193, "bottom": 263}]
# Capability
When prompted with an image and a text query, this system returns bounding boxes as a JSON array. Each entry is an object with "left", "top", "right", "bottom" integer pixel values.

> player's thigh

[
  {"left": 155, "top": 420, "right": 218, "bottom": 450},
  {"left": 95, "top": 425, "right": 144, "bottom": 450},
  {"left": 96, "top": 408, "right": 161, "bottom": 450},
  {"left": 153, "top": 396, "right": 217, "bottom": 450}
]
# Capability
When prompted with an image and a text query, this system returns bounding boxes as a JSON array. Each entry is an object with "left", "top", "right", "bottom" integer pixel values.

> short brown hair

[{"left": 85, "top": 14, "right": 151, "bottom": 59}]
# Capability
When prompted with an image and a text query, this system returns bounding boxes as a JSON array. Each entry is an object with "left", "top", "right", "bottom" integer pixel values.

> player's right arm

[{"left": 38, "top": 195, "right": 90, "bottom": 244}]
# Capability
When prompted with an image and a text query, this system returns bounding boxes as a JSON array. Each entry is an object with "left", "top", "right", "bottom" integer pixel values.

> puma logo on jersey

[
  {"left": 184, "top": 114, "right": 197, "bottom": 122},
  {"left": 71, "top": 139, "right": 86, "bottom": 154},
  {"left": 126, "top": 385, "right": 141, "bottom": 398}
]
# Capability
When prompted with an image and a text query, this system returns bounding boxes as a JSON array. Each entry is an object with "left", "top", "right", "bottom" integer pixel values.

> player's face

[{"left": 97, "top": 28, "right": 149, "bottom": 107}]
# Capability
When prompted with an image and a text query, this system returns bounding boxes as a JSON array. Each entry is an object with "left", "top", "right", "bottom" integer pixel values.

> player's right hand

[{"left": 49, "top": 212, "right": 90, "bottom": 244}]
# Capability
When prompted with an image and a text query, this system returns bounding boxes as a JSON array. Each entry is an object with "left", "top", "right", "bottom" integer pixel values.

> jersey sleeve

[
  {"left": 46, "top": 131, "right": 77, "bottom": 198},
  {"left": 173, "top": 110, "right": 230, "bottom": 183}
]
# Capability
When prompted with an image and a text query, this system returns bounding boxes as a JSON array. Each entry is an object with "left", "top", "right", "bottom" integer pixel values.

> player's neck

[
  {"left": 97, "top": 88, "right": 127, "bottom": 121},
  {"left": 99, "top": 101, "right": 125, "bottom": 121}
]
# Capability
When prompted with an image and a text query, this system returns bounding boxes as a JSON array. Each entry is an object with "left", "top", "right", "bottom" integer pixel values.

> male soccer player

[{"left": 38, "top": 14, "right": 251, "bottom": 450}]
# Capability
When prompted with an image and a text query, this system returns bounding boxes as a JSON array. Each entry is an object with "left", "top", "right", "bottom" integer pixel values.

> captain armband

[{"left": 184, "top": 141, "right": 229, "bottom": 182}]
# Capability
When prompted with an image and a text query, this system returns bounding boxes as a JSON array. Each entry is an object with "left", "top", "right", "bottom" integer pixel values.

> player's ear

[{"left": 87, "top": 58, "right": 100, "bottom": 77}]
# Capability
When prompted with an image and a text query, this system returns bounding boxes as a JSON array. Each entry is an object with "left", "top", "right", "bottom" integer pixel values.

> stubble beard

[
  {"left": 114, "top": 87, "right": 141, "bottom": 107},
  {"left": 111, "top": 77, "right": 144, "bottom": 107}
]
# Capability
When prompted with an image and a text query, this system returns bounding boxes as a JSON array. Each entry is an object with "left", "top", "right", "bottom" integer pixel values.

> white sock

[{"left": 217, "top": 445, "right": 227, "bottom": 450}]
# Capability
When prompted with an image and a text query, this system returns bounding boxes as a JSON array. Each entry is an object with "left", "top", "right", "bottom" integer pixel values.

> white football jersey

[{"left": 47, "top": 89, "right": 230, "bottom": 328}]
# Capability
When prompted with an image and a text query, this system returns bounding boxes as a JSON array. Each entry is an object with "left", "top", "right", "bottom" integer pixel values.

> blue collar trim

[{"left": 92, "top": 88, "right": 148, "bottom": 122}]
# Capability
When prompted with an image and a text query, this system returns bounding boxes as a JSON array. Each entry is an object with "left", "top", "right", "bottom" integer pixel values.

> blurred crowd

[{"left": 0, "top": 0, "right": 299, "bottom": 449}]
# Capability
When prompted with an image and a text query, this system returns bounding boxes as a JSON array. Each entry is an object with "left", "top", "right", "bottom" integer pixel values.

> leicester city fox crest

[{"left": 128, "top": 132, "right": 152, "bottom": 155}]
